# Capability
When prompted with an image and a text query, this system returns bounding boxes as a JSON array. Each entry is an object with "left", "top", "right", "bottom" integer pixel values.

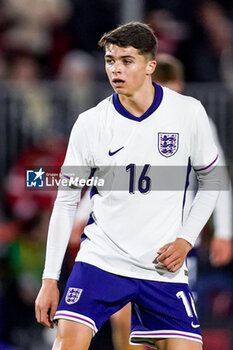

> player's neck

[{"left": 118, "top": 82, "right": 155, "bottom": 118}]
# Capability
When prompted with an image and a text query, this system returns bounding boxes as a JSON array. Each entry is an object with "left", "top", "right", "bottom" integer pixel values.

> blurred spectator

[
  {"left": 145, "top": 0, "right": 196, "bottom": 22},
  {"left": 52, "top": 49, "right": 104, "bottom": 136},
  {"left": 57, "top": 50, "right": 96, "bottom": 116},
  {"left": 7, "top": 53, "right": 53, "bottom": 133},
  {"left": 1, "top": 0, "right": 71, "bottom": 58},
  {"left": 198, "top": 1, "right": 232, "bottom": 57},
  {"left": 145, "top": 0, "right": 233, "bottom": 83},
  {"left": 58, "top": 50, "right": 95, "bottom": 84},
  {"left": 196, "top": 1, "right": 233, "bottom": 82},
  {"left": 146, "top": 9, "right": 189, "bottom": 55},
  {"left": 181, "top": 0, "right": 233, "bottom": 82},
  {"left": 8, "top": 54, "right": 41, "bottom": 84}
]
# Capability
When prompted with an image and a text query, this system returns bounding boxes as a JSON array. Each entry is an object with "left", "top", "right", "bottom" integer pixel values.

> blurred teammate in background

[
  {"left": 153, "top": 54, "right": 233, "bottom": 291},
  {"left": 35, "top": 22, "right": 220, "bottom": 350}
]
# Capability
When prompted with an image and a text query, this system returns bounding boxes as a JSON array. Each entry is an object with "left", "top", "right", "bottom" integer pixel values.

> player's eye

[
  {"left": 105, "top": 58, "right": 114, "bottom": 64},
  {"left": 123, "top": 59, "right": 132, "bottom": 65}
]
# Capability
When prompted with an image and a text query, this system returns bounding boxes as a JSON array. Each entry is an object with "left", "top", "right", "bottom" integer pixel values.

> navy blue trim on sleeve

[{"left": 182, "top": 157, "right": 192, "bottom": 224}]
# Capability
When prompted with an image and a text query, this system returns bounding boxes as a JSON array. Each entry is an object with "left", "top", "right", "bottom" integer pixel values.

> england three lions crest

[
  {"left": 65, "top": 287, "right": 83, "bottom": 304},
  {"left": 158, "top": 133, "right": 179, "bottom": 157}
]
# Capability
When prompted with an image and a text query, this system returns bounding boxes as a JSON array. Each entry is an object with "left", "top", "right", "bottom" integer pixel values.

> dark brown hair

[
  {"left": 153, "top": 54, "right": 184, "bottom": 82},
  {"left": 98, "top": 22, "right": 157, "bottom": 59}
]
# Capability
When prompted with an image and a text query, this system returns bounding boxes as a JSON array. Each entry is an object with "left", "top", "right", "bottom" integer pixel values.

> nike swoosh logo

[
  {"left": 191, "top": 321, "right": 200, "bottom": 328},
  {"left": 108, "top": 146, "right": 124, "bottom": 156}
]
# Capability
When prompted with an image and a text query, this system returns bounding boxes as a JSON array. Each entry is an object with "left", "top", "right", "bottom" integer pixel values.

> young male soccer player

[{"left": 35, "top": 22, "right": 220, "bottom": 350}]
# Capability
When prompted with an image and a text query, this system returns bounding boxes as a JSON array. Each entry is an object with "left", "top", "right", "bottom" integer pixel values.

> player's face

[{"left": 105, "top": 44, "right": 155, "bottom": 97}]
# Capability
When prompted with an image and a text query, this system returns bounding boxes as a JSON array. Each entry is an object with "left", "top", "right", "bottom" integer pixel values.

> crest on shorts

[
  {"left": 65, "top": 288, "right": 83, "bottom": 304},
  {"left": 158, "top": 133, "right": 179, "bottom": 157}
]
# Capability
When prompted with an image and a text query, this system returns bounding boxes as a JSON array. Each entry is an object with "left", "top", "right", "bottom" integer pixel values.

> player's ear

[{"left": 146, "top": 60, "right": 157, "bottom": 76}]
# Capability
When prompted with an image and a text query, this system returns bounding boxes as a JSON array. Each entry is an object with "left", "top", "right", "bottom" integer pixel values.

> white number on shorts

[
  {"left": 189, "top": 292, "right": 198, "bottom": 317},
  {"left": 176, "top": 291, "right": 193, "bottom": 317}
]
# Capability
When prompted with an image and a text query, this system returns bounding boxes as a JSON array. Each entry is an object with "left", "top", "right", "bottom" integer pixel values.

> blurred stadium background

[{"left": 0, "top": 0, "right": 232, "bottom": 349}]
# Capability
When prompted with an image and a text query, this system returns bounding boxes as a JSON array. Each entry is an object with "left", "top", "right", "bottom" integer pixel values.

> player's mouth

[{"left": 112, "top": 78, "right": 125, "bottom": 88}]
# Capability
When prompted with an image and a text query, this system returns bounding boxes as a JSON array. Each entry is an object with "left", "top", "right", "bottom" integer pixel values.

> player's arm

[
  {"left": 35, "top": 279, "right": 59, "bottom": 328},
  {"left": 35, "top": 186, "right": 82, "bottom": 327},
  {"left": 157, "top": 166, "right": 220, "bottom": 272},
  {"left": 35, "top": 116, "right": 92, "bottom": 327},
  {"left": 210, "top": 238, "right": 233, "bottom": 266},
  {"left": 210, "top": 178, "right": 232, "bottom": 266},
  {"left": 208, "top": 120, "right": 233, "bottom": 266},
  {"left": 210, "top": 179, "right": 233, "bottom": 266}
]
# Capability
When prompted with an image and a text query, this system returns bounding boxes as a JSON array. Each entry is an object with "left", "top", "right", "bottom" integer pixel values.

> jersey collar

[{"left": 113, "top": 82, "right": 163, "bottom": 122}]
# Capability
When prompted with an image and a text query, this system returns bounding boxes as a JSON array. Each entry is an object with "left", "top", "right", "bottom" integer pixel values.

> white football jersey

[{"left": 59, "top": 83, "right": 218, "bottom": 283}]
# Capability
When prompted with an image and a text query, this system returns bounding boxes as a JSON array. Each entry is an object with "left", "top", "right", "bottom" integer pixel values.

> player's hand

[
  {"left": 156, "top": 238, "right": 192, "bottom": 272},
  {"left": 210, "top": 237, "right": 233, "bottom": 266},
  {"left": 35, "top": 279, "right": 59, "bottom": 328}
]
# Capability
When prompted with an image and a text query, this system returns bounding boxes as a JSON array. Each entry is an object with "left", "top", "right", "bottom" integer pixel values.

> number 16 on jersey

[{"left": 126, "top": 164, "right": 151, "bottom": 194}]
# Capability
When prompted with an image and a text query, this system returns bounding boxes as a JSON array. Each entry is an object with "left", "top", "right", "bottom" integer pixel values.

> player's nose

[{"left": 111, "top": 61, "right": 122, "bottom": 74}]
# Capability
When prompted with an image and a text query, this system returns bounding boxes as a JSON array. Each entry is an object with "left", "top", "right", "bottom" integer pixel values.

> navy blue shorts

[{"left": 54, "top": 262, "right": 202, "bottom": 347}]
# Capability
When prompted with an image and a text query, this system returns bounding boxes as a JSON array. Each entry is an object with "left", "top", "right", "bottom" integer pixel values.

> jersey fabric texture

[{"left": 54, "top": 262, "right": 202, "bottom": 347}]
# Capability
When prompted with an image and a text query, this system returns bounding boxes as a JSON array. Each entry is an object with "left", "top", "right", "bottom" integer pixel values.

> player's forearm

[
  {"left": 42, "top": 278, "right": 58, "bottom": 285},
  {"left": 213, "top": 187, "right": 232, "bottom": 240},
  {"left": 42, "top": 189, "right": 81, "bottom": 280},
  {"left": 178, "top": 166, "right": 220, "bottom": 246}
]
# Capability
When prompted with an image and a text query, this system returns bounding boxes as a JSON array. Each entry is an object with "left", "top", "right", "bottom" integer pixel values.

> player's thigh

[
  {"left": 154, "top": 337, "right": 203, "bottom": 350},
  {"left": 111, "top": 302, "right": 131, "bottom": 328},
  {"left": 52, "top": 319, "right": 92, "bottom": 350}
]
